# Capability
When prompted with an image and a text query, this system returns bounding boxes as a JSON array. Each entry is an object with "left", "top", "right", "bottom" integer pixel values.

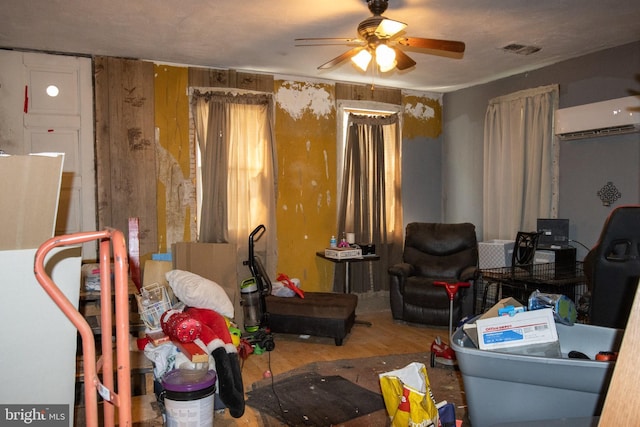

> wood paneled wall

[
  {"left": 94, "top": 56, "right": 158, "bottom": 257},
  {"left": 188, "top": 67, "right": 274, "bottom": 92},
  {"left": 335, "top": 82, "right": 402, "bottom": 104},
  {"left": 91, "top": 57, "right": 429, "bottom": 277}
]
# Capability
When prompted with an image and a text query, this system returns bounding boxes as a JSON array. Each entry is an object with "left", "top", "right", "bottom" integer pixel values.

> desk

[
  {"left": 479, "top": 261, "right": 587, "bottom": 312},
  {"left": 316, "top": 252, "right": 380, "bottom": 293}
]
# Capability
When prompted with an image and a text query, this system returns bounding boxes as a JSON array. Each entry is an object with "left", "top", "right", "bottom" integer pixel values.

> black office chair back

[{"left": 588, "top": 205, "right": 640, "bottom": 328}]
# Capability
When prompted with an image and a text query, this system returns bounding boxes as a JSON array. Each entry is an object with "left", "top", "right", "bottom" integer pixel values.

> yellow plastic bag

[{"left": 379, "top": 362, "right": 439, "bottom": 427}]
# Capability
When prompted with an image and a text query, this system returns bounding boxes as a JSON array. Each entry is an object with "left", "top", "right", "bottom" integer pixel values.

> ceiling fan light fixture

[
  {"left": 351, "top": 48, "right": 373, "bottom": 71},
  {"left": 300, "top": 0, "right": 465, "bottom": 74},
  {"left": 375, "top": 43, "right": 396, "bottom": 70},
  {"left": 375, "top": 18, "right": 407, "bottom": 38}
]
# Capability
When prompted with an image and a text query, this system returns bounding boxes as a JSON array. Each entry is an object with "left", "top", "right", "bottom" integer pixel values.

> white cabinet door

[{"left": 0, "top": 50, "right": 96, "bottom": 259}]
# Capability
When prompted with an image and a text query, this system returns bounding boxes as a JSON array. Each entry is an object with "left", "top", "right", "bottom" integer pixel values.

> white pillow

[{"left": 165, "top": 269, "right": 234, "bottom": 318}]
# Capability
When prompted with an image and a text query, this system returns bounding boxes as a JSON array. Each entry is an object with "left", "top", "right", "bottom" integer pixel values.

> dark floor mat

[{"left": 246, "top": 372, "right": 385, "bottom": 426}]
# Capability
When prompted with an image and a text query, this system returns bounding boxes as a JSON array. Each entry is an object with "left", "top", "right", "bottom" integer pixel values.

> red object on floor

[
  {"left": 238, "top": 338, "right": 254, "bottom": 360},
  {"left": 431, "top": 281, "right": 471, "bottom": 368},
  {"left": 430, "top": 336, "right": 457, "bottom": 366}
]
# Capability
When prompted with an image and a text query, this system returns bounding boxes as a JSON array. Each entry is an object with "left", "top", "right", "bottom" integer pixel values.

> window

[
  {"left": 191, "top": 88, "right": 278, "bottom": 279},
  {"left": 334, "top": 100, "right": 404, "bottom": 292}
]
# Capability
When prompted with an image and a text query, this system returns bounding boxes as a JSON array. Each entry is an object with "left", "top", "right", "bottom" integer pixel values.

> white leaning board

[{"left": 0, "top": 247, "right": 81, "bottom": 418}]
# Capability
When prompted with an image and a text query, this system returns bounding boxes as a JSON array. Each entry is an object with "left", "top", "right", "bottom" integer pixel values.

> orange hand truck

[{"left": 34, "top": 229, "right": 132, "bottom": 427}]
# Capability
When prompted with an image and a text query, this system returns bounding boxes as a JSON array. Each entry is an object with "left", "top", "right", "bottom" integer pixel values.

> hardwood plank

[
  {"left": 94, "top": 56, "right": 114, "bottom": 237},
  {"left": 188, "top": 67, "right": 274, "bottom": 93},
  {"left": 214, "top": 309, "right": 447, "bottom": 426},
  {"left": 118, "top": 309, "right": 450, "bottom": 426},
  {"left": 94, "top": 57, "right": 158, "bottom": 258},
  {"left": 335, "top": 82, "right": 402, "bottom": 104},
  {"left": 234, "top": 71, "right": 274, "bottom": 92},
  {"left": 127, "top": 394, "right": 163, "bottom": 426},
  {"left": 600, "top": 283, "right": 640, "bottom": 424},
  {"left": 188, "top": 67, "right": 230, "bottom": 88}
]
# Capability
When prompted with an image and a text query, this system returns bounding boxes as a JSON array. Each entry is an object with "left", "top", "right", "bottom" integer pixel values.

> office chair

[{"left": 586, "top": 205, "right": 640, "bottom": 328}]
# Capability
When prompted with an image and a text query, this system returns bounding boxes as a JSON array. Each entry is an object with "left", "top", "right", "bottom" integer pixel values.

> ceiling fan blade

[
  {"left": 295, "top": 37, "right": 363, "bottom": 46},
  {"left": 397, "top": 37, "right": 466, "bottom": 57},
  {"left": 394, "top": 48, "right": 416, "bottom": 71},
  {"left": 374, "top": 18, "right": 407, "bottom": 39},
  {"left": 318, "top": 47, "right": 363, "bottom": 70}
]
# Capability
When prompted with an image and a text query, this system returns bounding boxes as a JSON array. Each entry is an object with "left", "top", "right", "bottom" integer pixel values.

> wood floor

[
  {"left": 76, "top": 309, "right": 452, "bottom": 426},
  {"left": 215, "top": 309, "right": 450, "bottom": 426}
]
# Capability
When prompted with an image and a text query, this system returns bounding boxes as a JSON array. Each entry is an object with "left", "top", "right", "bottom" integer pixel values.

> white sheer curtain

[
  {"left": 483, "top": 84, "right": 559, "bottom": 240},
  {"left": 191, "top": 90, "right": 278, "bottom": 280}
]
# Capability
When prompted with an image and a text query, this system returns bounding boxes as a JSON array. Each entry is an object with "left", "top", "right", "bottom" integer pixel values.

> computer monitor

[{"left": 537, "top": 218, "right": 570, "bottom": 248}]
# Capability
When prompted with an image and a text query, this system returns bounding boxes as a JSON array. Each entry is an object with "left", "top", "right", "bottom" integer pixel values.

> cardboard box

[
  {"left": 478, "top": 240, "right": 515, "bottom": 269},
  {"left": 463, "top": 297, "right": 523, "bottom": 347},
  {"left": 324, "top": 247, "right": 363, "bottom": 259},
  {"left": 0, "top": 153, "right": 64, "bottom": 250},
  {"left": 476, "top": 307, "right": 558, "bottom": 351},
  {"left": 172, "top": 242, "right": 242, "bottom": 326},
  {"left": 143, "top": 260, "right": 172, "bottom": 287}
]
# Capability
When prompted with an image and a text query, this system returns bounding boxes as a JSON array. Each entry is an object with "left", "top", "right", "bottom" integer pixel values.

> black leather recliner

[
  {"left": 585, "top": 205, "right": 640, "bottom": 329},
  {"left": 389, "top": 222, "right": 479, "bottom": 326}
]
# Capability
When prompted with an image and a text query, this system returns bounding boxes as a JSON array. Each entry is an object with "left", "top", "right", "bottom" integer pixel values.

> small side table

[
  {"left": 316, "top": 252, "right": 380, "bottom": 327},
  {"left": 315, "top": 251, "right": 380, "bottom": 293}
]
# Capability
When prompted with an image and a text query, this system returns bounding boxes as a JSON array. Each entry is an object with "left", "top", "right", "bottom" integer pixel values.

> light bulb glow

[
  {"left": 351, "top": 49, "right": 373, "bottom": 72},
  {"left": 378, "top": 59, "right": 397, "bottom": 73},
  {"left": 375, "top": 19, "right": 407, "bottom": 38},
  {"left": 375, "top": 44, "right": 397, "bottom": 71}
]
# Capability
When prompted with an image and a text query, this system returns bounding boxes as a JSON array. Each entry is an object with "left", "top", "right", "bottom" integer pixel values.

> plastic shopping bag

[
  {"left": 528, "top": 289, "right": 577, "bottom": 325},
  {"left": 437, "top": 401, "right": 456, "bottom": 427},
  {"left": 271, "top": 274, "right": 305, "bottom": 298},
  {"left": 379, "top": 362, "right": 439, "bottom": 427}
]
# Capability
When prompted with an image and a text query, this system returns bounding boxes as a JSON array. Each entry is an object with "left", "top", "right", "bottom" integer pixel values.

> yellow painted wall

[
  {"left": 150, "top": 64, "right": 442, "bottom": 290},
  {"left": 403, "top": 94, "right": 442, "bottom": 139},
  {"left": 273, "top": 80, "right": 338, "bottom": 292},
  {"left": 154, "top": 65, "right": 192, "bottom": 252}
]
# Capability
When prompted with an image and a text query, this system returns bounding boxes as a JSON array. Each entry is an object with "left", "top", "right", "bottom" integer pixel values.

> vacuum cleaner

[{"left": 240, "top": 225, "right": 275, "bottom": 352}]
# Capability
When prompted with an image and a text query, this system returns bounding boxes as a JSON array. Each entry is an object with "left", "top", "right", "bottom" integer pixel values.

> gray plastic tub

[{"left": 451, "top": 321, "right": 623, "bottom": 427}]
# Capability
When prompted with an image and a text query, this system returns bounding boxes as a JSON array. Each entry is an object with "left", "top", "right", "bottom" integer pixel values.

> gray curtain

[
  {"left": 193, "top": 94, "right": 228, "bottom": 242},
  {"left": 191, "top": 90, "right": 278, "bottom": 279},
  {"left": 335, "top": 113, "right": 404, "bottom": 293}
]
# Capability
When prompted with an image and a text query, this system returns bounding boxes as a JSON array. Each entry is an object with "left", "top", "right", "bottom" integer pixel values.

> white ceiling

[{"left": 2, "top": 0, "right": 640, "bottom": 93}]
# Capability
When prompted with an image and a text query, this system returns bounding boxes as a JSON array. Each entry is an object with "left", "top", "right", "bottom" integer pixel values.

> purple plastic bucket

[{"left": 162, "top": 369, "right": 216, "bottom": 426}]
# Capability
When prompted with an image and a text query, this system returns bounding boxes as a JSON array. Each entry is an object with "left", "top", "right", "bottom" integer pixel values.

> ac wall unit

[{"left": 554, "top": 96, "right": 640, "bottom": 140}]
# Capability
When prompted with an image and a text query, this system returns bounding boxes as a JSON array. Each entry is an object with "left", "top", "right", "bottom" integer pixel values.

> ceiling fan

[{"left": 295, "top": 0, "right": 465, "bottom": 73}]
